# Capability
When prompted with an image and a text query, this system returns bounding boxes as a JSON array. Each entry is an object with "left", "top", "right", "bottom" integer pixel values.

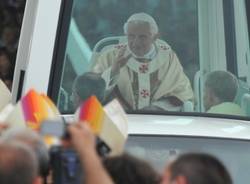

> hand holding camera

[{"left": 67, "top": 122, "right": 96, "bottom": 156}]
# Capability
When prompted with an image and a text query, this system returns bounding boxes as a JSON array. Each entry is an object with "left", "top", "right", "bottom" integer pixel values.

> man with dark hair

[
  {"left": 203, "top": 70, "right": 245, "bottom": 115},
  {"left": 71, "top": 72, "right": 106, "bottom": 109},
  {"left": 103, "top": 153, "right": 160, "bottom": 184},
  {"left": 161, "top": 153, "right": 232, "bottom": 184},
  {"left": 0, "top": 141, "right": 42, "bottom": 184}
]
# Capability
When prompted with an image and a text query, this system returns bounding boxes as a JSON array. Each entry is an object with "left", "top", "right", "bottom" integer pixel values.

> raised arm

[
  {"left": 68, "top": 122, "right": 114, "bottom": 184},
  {"left": 92, "top": 47, "right": 131, "bottom": 92}
]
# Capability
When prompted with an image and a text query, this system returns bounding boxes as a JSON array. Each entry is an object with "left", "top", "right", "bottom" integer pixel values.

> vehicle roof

[{"left": 127, "top": 114, "right": 250, "bottom": 140}]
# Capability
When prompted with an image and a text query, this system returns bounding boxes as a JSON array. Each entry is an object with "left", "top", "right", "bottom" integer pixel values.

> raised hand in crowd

[{"left": 68, "top": 122, "right": 114, "bottom": 184}]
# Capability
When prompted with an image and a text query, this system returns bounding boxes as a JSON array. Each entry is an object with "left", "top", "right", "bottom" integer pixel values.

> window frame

[
  {"left": 15, "top": 0, "right": 250, "bottom": 120},
  {"left": 48, "top": 0, "right": 74, "bottom": 104}
]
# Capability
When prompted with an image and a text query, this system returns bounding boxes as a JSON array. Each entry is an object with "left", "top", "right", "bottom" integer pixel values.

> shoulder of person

[
  {"left": 155, "top": 39, "right": 171, "bottom": 52},
  {"left": 113, "top": 43, "right": 127, "bottom": 50},
  {"left": 100, "top": 43, "right": 127, "bottom": 56}
]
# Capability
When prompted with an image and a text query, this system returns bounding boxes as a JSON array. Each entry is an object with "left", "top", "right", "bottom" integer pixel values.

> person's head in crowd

[
  {"left": 161, "top": 153, "right": 232, "bottom": 184},
  {"left": 203, "top": 70, "right": 238, "bottom": 111},
  {"left": 71, "top": 72, "right": 106, "bottom": 109},
  {"left": 7, "top": 0, "right": 26, "bottom": 9},
  {"left": 0, "top": 140, "right": 42, "bottom": 184},
  {"left": 1, "top": 25, "right": 18, "bottom": 50},
  {"left": 2, "top": 7, "right": 16, "bottom": 26},
  {"left": 103, "top": 153, "right": 161, "bottom": 184},
  {"left": 3, "top": 128, "right": 50, "bottom": 177},
  {"left": 0, "top": 47, "right": 12, "bottom": 78},
  {"left": 15, "top": 6, "right": 24, "bottom": 26},
  {"left": 123, "top": 12, "right": 158, "bottom": 57}
]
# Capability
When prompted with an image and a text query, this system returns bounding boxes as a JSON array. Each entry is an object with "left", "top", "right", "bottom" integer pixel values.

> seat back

[
  {"left": 90, "top": 36, "right": 172, "bottom": 68},
  {"left": 193, "top": 70, "right": 206, "bottom": 112},
  {"left": 181, "top": 100, "right": 194, "bottom": 112},
  {"left": 90, "top": 36, "right": 126, "bottom": 69},
  {"left": 57, "top": 87, "right": 70, "bottom": 112},
  {"left": 234, "top": 79, "right": 250, "bottom": 115},
  {"left": 93, "top": 36, "right": 127, "bottom": 52},
  {"left": 241, "top": 93, "right": 250, "bottom": 115}
]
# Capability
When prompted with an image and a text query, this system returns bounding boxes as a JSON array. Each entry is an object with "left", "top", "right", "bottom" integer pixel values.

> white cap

[{"left": 123, "top": 12, "right": 158, "bottom": 35}]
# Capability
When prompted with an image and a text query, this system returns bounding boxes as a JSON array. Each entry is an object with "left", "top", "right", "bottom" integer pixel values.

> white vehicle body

[
  {"left": 9, "top": 0, "right": 250, "bottom": 183},
  {"left": 127, "top": 114, "right": 250, "bottom": 139}
]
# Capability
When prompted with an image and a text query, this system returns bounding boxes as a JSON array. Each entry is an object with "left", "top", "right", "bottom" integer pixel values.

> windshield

[{"left": 54, "top": 0, "right": 250, "bottom": 119}]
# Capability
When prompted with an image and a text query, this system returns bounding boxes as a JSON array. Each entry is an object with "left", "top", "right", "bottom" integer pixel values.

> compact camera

[{"left": 40, "top": 119, "right": 110, "bottom": 184}]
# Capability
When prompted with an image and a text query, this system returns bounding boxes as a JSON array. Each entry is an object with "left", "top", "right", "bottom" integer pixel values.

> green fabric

[{"left": 207, "top": 102, "right": 246, "bottom": 116}]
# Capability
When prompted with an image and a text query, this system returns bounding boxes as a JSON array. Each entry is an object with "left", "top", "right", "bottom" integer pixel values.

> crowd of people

[
  {"left": 0, "top": 121, "right": 233, "bottom": 184},
  {"left": 0, "top": 0, "right": 26, "bottom": 90}
]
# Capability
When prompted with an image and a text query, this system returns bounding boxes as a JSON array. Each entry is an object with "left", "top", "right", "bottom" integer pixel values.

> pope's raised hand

[{"left": 111, "top": 47, "right": 132, "bottom": 75}]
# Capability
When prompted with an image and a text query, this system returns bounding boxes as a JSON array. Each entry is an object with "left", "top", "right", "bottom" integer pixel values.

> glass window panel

[
  {"left": 56, "top": 0, "right": 250, "bottom": 119},
  {"left": 57, "top": 0, "right": 199, "bottom": 114}
]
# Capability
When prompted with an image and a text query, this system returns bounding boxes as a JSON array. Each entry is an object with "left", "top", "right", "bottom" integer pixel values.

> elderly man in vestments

[{"left": 92, "top": 13, "right": 193, "bottom": 111}]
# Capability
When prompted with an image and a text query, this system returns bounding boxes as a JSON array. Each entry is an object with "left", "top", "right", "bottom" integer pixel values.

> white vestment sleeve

[{"left": 101, "top": 67, "right": 119, "bottom": 91}]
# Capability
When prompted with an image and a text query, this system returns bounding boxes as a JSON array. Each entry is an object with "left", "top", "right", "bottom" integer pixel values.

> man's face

[
  {"left": 161, "top": 166, "right": 187, "bottom": 184},
  {"left": 126, "top": 22, "right": 156, "bottom": 57},
  {"left": 0, "top": 55, "right": 11, "bottom": 74},
  {"left": 2, "top": 28, "right": 16, "bottom": 45},
  {"left": 161, "top": 166, "right": 173, "bottom": 184}
]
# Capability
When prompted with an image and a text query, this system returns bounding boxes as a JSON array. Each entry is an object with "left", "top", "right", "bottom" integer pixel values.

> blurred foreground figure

[
  {"left": 161, "top": 153, "right": 232, "bottom": 184},
  {"left": 3, "top": 128, "right": 50, "bottom": 177},
  {"left": 68, "top": 122, "right": 114, "bottom": 184},
  {"left": 103, "top": 153, "right": 160, "bottom": 184},
  {"left": 0, "top": 141, "right": 42, "bottom": 184}
]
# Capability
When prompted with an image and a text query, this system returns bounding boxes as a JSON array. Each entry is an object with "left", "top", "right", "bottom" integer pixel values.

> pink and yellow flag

[
  {"left": 78, "top": 96, "right": 104, "bottom": 134},
  {"left": 75, "top": 96, "right": 128, "bottom": 155},
  {"left": 2, "top": 89, "right": 60, "bottom": 132}
]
